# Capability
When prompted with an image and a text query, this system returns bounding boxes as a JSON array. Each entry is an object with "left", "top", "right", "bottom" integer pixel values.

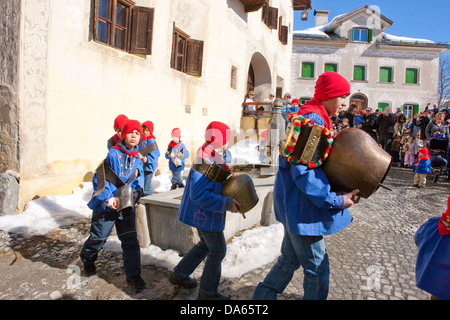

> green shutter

[
  {"left": 380, "top": 67, "right": 392, "bottom": 83},
  {"left": 302, "top": 62, "right": 314, "bottom": 78},
  {"left": 378, "top": 103, "right": 389, "bottom": 112},
  {"left": 413, "top": 104, "right": 419, "bottom": 115},
  {"left": 406, "top": 68, "right": 418, "bottom": 84},
  {"left": 325, "top": 63, "right": 337, "bottom": 72},
  {"left": 352, "top": 27, "right": 355, "bottom": 41},
  {"left": 354, "top": 66, "right": 365, "bottom": 81},
  {"left": 368, "top": 29, "right": 373, "bottom": 42}
]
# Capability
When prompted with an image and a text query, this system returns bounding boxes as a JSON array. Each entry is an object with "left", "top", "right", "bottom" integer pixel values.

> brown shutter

[
  {"left": 280, "top": 25, "right": 288, "bottom": 45},
  {"left": 268, "top": 7, "right": 278, "bottom": 29},
  {"left": 262, "top": 6, "right": 278, "bottom": 29},
  {"left": 186, "top": 39, "right": 204, "bottom": 77},
  {"left": 262, "top": 5, "right": 269, "bottom": 25},
  {"left": 130, "top": 6, "right": 154, "bottom": 55}
]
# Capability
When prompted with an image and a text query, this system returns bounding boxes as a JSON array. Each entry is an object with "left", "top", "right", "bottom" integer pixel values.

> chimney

[{"left": 314, "top": 10, "right": 329, "bottom": 27}]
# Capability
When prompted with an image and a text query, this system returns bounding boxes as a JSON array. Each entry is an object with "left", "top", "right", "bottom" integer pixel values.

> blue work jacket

[{"left": 273, "top": 112, "right": 352, "bottom": 236}]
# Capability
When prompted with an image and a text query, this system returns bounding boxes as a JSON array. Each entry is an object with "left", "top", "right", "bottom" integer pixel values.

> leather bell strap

[
  {"left": 192, "top": 161, "right": 232, "bottom": 184},
  {"left": 93, "top": 160, "right": 137, "bottom": 196}
]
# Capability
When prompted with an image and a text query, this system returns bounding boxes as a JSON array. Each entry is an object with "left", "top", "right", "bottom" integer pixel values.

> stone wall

[{"left": 0, "top": 0, "right": 21, "bottom": 173}]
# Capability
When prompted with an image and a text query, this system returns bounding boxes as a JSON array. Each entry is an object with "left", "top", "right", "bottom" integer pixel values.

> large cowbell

[
  {"left": 221, "top": 173, "right": 259, "bottom": 214},
  {"left": 322, "top": 128, "right": 392, "bottom": 198}
]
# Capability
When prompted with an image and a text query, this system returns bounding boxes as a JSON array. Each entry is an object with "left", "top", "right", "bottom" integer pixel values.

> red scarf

[
  {"left": 414, "top": 148, "right": 430, "bottom": 166},
  {"left": 113, "top": 143, "right": 139, "bottom": 158},
  {"left": 198, "top": 143, "right": 230, "bottom": 171},
  {"left": 297, "top": 98, "right": 332, "bottom": 129},
  {"left": 168, "top": 140, "right": 181, "bottom": 148}
]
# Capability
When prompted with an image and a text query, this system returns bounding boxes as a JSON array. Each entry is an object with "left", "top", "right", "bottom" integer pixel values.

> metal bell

[
  {"left": 117, "top": 184, "right": 134, "bottom": 212},
  {"left": 221, "top": 173, "right": 259, "bottom": 214},
  {"left": 322, "top": 128, "right": 392, "bottom": 198}
]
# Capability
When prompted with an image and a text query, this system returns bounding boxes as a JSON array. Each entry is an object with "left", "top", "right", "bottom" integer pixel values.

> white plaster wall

[{"left": 43, "top": 0, "right": 293, "bottom": 171}]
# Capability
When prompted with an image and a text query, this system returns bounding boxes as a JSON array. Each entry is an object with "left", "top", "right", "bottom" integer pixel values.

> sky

[{"left": 293, "top": 0, "right": 450, "bottom": 58}]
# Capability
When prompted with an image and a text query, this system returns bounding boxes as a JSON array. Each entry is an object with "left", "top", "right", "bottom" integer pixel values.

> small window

[
  {"left": 302, "top": 62, "right": 315, "bottom": 78},
  {"left": 353, "top": 65, "right": 366, "bottom": 81},
  {"left": 380, "top": 67, "right": 393, "bottom": 83},
  {"left": 324, "top": 63, "right": 337, "bottom": 72},
  {"left": 171, "top": 24, "right": 204, "bottom": 77},
  {"left": 352, "top": 28, "right": 372, "bottom": 43},
  {"left": 405, "top": 68, "right": 418, "bottom": 84},
  {"left": 92, "top": 0, "right": 154, "bottom": 54}
]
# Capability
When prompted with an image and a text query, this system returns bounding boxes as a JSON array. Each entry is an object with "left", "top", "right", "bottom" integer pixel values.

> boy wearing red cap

[
  {"left": 413, "top": 147, "right": 432, "bottom": 188},
  {"left": 165, "top": 128, "right": 190, "bottom": 190},
  {"left": 253, "top": 72, "right": 360, "bottom": 300},
  {"left": 107, "top": 114, "right": 128, "bottom": 150},
  {"left": 415, "top": 195, "right": 450, "bottom": 299},
  {"left": 81, "top": 119, "right": 146, "bottom": 292},
  {"left": 169, "top": 121, "right": 240, "bottom": 300}
]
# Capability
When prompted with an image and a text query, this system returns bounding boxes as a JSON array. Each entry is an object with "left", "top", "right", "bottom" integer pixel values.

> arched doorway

[
  {"left": 349, "top": 93, "right": 368, "bottom": 111},
  {"left": 247, "top": 52, "right": 272, "bottom": 100}
]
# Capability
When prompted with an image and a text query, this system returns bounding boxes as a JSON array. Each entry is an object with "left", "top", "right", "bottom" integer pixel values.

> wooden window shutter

[
  {"left": 186, "top": 39, "right": 204, "bottom": 76},
  {"left": 262, "top": 5, "right": 278, "bottom": 29},
  {"left": 280, "top": 25, "right": 288, "bottom": 44},
  {"left": 368, "top": 28, "right": 373, "bottom": 42},
  {"left": 268, "top": 7, "right": 278, "bottom": 29},
  {"left": 130, "top": 6, "right": 154, "bottom": 54}
]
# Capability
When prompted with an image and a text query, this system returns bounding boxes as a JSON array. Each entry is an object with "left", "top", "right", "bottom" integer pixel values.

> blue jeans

[
  {"left": 173, "top": 229, "right": 226, "bottom": 296},
  {"left": 80, "top": 210, "right": 141, "bottom": 277},
  {"left": 171, "top": 170, "right": 183, "bottom": 186},
  {"left": 253, "top": 227, "right": 330, "bottom": 300},
  {"left": 143, "top": 171, "right": 154, "bottom": 196}
]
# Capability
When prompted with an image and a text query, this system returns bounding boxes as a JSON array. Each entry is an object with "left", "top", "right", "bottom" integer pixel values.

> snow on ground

[
  {"left": 228, "top": 138, "right": 263, "bottom": 165},
  {"left": 0, "top": 141, "right": 282, "bottom": 278}
]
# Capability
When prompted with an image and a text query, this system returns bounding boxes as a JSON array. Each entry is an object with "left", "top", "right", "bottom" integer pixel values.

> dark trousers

[
  {"left": 80, "top": 210, "right": 141, "bottom": 277},
  {"left": 173, "top": 229, "right": 226, "bottom": 296}
]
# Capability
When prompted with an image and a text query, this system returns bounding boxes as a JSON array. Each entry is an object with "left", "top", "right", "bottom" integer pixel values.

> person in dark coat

[
  {"left": 360, "top": 107, "right": 378, "bottom": 140},
  {"left": 376, "top": 106, "right": 397, "bottom": 151}
]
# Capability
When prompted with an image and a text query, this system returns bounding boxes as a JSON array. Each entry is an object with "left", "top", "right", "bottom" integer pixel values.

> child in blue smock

[
  {"left": 165, "top": 128, "right": 189, "bottom": 190},
  {"left": 81, "top": 119, "right": 145, "bottom": 292},
  {"left": 168, "top": 121, "right": 240, "bottom": 300},
  {"left": 253, "top": 72, "right": 360, "bottom": 300},
  {"left": 415, "top": 194, "right": 450, "bottom": 300}
]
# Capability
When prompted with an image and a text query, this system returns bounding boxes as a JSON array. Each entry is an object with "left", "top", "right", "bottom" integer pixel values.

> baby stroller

[{"left": 428, "top": 134, "right": 449, "bottom": 182}]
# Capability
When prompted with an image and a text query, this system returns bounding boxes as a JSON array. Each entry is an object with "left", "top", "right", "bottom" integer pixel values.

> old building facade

[
  {"left": 291, "top": 5, "right": 450, "bottom": 117},
  {"left": 0, "top": 0, "right": 311, "bottom": 210}
]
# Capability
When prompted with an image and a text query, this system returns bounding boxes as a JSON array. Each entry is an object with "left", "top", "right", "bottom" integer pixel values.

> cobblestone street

[{"left": 0, "top": 167, "right": 447, "bottom": 300}]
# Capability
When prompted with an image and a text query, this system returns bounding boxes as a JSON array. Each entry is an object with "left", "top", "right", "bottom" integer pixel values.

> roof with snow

[{"left": 293, "top": 5, "right": 450, "bottom": 49}]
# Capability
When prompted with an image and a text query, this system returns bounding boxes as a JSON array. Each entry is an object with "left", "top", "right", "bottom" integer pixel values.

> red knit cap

[
  {"left": 114, "top": 114, "right": 128, "bottom": 131},
  {"left": 121, "top": 119, "right": 143, "bottom": 141},
  {"left": 439, "top": 195, "right": 450, "bottom": 236},
  {"left": 205, "top": 121, "right": 231, "bottom": 148},
  {"left": 171, "top": 128, "right": 181, "bottom": 138},
  {"left": 314, "top": 72, "right": 351, "bottom": 101},
  {"left": 142, "top": 121, "right": 154, "bottom": 133}
]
